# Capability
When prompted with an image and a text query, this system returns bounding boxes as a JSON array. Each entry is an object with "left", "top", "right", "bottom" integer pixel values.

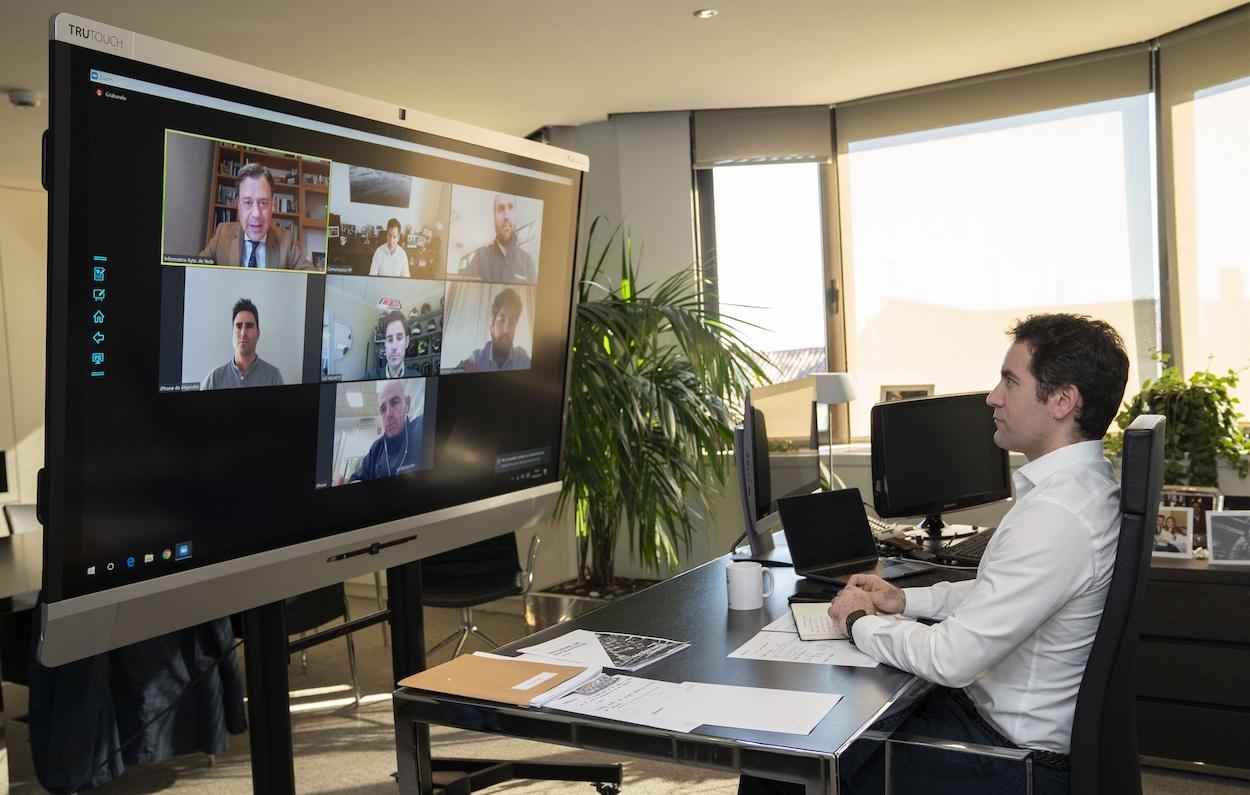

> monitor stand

[
  {"left": 732, "top": 526, "right": 794, "bottom": 567},
  {"left": 917, "top": 514, "right": 982, "bottom": 553}
]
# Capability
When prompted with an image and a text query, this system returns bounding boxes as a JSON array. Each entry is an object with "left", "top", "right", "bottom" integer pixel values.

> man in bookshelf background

[
  {"left": 369, "top": 218, "right": 409, "bottom": 277},
  {"left": 462, "top": 193, "right": 536, "bottom": 283},
  {"left": 365, "top": 310, "right": 415, "bottom": 379},
  {"left": 200, "top": 162, "right": 315, "bottom": 270},
  {"left": 201, "top": 298, "right": 284, "bottom": 389}
]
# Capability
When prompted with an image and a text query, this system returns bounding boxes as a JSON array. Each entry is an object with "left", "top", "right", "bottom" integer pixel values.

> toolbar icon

[
  {"left": 92, "top": 288, "right": 106, "bottom": 302},
  {"left": 93, "top": 266, "right": 106, "bottom": 282},
  {"left": 90, "top": 352, "right": 104, "bottom": 365},
  {"left": 126, "top": 556, "right": 136, "bottom": 568},
  {"left": 91, "top": 331, "right": 105, "bottom": 345},
  {"left": 174, "top": 542, "right": 192, "bottom": 560},
  {"left": 92, "top": 310, "right": 105, "bottom": 324},
  {"left": 144, "top": 553, "right": 154, "bottom": 564}
]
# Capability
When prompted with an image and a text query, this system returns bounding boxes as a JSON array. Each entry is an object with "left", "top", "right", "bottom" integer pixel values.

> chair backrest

[
  {"left": 283, "top": 582, "right": 347, "bottom": 635},
  {"left": 2, "top": 503, "right": 41, "bottom": 535},
  {"left": 421, "top": 532, "right": 523, "bottom": 607},
  {"left": 1070, "top": 414, "right": 1165, "bottom": 795}
]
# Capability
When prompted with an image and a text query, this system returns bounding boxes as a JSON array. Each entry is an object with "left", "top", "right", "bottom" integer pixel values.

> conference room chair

[
  {"left": 421, "top": 532, "right": 540, "bottom": 658},
  {"left": 283, "top": 583, "right": 361, "bottom": 707},
  {"left": 1, "top": 503, "right": 39, "bottom": 688}
]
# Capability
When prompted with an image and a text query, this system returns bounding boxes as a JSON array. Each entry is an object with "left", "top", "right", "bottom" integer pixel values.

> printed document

[
  {"left": 520, "top": 629, "right": 690, "bottom": 671},
  {"left": 728, "top": 631, "right": 879, "bottom": 668}
]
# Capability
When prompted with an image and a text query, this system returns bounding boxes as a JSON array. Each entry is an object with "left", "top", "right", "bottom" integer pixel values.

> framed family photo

[
  {"left": 1208, "top": 511, "right": 1250, "bottom": 565},
  {"left": 1152, "top": 505, "right": 1193, "bottom": 558},
  {"left": 880, "top": 384, "right": 934, "bottom": 403},
  {"left": 1159, "top": 485, "right": 1223, "bottom": 550}
]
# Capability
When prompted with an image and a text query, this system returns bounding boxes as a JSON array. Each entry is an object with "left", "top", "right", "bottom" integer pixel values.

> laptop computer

[{"left": 778, "top": 488, "right": 932, "bottom": 584}]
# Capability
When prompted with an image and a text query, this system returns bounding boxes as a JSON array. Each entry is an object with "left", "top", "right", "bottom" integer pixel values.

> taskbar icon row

[{"left": 85, "top": 541, "right": 192, "bottom": 576}]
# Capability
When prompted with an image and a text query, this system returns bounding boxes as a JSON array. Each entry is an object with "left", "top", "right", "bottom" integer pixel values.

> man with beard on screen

[
  {"left": 458, "top": 288, "right": 530, "bottom": 372},
  {"left": 461, "top": 193, "right": 536, "bottom": 283}
]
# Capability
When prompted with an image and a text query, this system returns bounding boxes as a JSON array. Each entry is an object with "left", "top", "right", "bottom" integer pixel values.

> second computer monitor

[{"left": 870, "top": 392, "right": 1010, "bottom": 531}]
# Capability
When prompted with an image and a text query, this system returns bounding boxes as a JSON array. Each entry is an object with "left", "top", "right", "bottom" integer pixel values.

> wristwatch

[{"left": 845, "top": 609, "right": 869, "bottom": 643}]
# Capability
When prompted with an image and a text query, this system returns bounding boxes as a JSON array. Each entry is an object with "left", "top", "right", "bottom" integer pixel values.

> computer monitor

[
  {"left": 870, "top": 392, "right": 1011, "bottom": 536},
  {"left": 40, "top": 15, "right": 587, "bottom": 665},
  {"left": 734, "top": 377, "right": 825, "bottom": 564}
]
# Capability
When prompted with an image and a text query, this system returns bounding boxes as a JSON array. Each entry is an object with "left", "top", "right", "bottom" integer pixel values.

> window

[
  {"left": 836, "top": 50, "right": 1158, "bottom": 437},
  {"left": 705, "top": 163, "right": 828, "bottom": 381}
]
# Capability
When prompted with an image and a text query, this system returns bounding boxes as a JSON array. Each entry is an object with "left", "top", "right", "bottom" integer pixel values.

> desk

[{"left": 393, "top": 556, "right": 930, "bottom": 794}]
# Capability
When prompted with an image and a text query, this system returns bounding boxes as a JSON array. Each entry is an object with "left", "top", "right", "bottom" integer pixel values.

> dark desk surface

[
  {"left": 394, "top": 555, "right": 929, "bottom": 793},
  {"left": 0, "top": 529, "right": 41, "bottom": 613}
]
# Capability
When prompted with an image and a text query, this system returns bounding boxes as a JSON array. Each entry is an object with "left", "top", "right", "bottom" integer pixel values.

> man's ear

[{"left": 1050, "top": 384, "right": 1081, "bottom": 422}]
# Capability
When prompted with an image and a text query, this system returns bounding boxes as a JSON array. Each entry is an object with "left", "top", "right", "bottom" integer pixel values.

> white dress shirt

[
  {"left": 851, "top": 440, "right": 1119, "bottom": 753},
  {"left": 370, "top": 244, "right": 409, "bottom": 277}
]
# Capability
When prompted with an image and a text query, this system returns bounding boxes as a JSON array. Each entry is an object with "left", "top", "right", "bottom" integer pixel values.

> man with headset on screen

[
  {"left": 461, "top": 193, "right": 536, "bottom": 283},
  {"left": 458, "top": 288, "right": 531, "bottom": 372},
  {"left": 200, "top": 162, "right": 314, "bottom": 270},
  {"left": 364, "top": 310, "right": 414, "bottom": 379},
  {"left": 741, "top": 314, "right": 1129, "bottom": 795},
  {"left": 201, "top": 298, "right": 284, "bottom": 389},
  {"left": 341, "top": 379, "right": 424, "bottom": 483}
]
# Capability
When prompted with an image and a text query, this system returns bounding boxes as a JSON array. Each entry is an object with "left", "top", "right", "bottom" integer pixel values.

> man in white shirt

[
  {"left": 369, "top": 218, "right": 410, "bottom": 277},
  {"left": 741, "top": 313, "right": 1129, "bottom": 795}
]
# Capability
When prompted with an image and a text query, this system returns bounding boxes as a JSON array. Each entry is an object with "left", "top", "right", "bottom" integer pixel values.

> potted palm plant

[{"left": 557, "top": 218, "right": 768, "bottom": 591}]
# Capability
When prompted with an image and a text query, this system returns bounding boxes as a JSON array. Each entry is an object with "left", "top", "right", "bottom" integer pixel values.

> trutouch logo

[{"left": 66, "top": 23, "right": 125, "bottom": 50}]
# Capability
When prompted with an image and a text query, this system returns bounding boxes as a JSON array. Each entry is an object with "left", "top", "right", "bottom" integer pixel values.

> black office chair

[
  {"left": 421, "top": 532, "right": 540, "bottom": 658},
  {"left": 1069, "top": 413, "right": 1165, "bottom": 795},
  {"left": 283, "top": 583, "right": 361, "bottom": 707}
]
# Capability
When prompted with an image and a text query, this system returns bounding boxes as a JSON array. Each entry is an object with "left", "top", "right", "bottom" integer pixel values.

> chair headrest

[{"left": 1118, "top": 414, "right": 1165, "bottom": 517}]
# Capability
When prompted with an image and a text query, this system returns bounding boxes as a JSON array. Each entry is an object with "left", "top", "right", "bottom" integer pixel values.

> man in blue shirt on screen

[
  {"left": 741, "top": 313, "right": 1129, "bottom": 795},
  {"left": 458, "top": 288, "right": 531, "bottom": 372}
]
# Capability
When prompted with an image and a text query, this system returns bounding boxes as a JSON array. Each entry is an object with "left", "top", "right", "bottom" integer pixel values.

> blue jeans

[{"left": 738, "top": 688, "right": 1070, "bottom": 794}]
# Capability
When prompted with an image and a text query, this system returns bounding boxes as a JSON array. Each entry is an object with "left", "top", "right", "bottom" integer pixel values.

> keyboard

[
  {"left": 938, "top": 527, "right": 997, "bottom": 565},
  {"left": 867, "top": 514, "right": 906, "bottom": 539}
]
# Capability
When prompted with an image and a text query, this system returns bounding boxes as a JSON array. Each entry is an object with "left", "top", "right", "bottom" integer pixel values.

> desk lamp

[{"left": 814, "top": 372, "right": 857, "bottom": 490}]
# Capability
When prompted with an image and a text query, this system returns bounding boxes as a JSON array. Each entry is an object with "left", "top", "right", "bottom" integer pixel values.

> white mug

[{"left": 726, "top": 561, "right": 774, "bottom": 610}]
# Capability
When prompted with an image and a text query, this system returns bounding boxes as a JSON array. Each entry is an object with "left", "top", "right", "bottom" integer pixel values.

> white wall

[{"left": 0, "top": 181, "right": 46, "bottom": 515}]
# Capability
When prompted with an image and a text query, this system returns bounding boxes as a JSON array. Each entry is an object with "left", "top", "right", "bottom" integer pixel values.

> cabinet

[
  {"left": 206, "top": 143, "right": 329, "bottom": 248},
  {"left": 1136, "top": 558, "right": 1250, "bottom": 777}
]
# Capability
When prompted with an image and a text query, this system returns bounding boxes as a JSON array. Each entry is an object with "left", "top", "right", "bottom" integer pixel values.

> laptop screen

[{"left": 778, "top": 488, "right": 878, "bottom": 569}]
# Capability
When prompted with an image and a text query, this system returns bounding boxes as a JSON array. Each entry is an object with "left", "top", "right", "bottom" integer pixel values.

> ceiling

[{"left": 0, "top": 0, "right": 1244, "bottom": 186}]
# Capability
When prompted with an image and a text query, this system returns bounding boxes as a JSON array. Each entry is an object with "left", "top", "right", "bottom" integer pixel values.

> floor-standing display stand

[{"left": 243, "top": 559, "right": 425, "bottom": 795}]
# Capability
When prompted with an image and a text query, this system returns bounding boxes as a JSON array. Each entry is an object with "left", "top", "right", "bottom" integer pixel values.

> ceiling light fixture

[{"left": 692, "top": 9, "right": 718, "bottom": 19}]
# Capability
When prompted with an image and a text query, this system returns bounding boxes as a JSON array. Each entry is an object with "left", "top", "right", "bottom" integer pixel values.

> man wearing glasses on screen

[
  {"left": 200, "top": 162, "right": 315, "bottom": 270},
  {"left": 364, "top": 310, "right": 414, "bottom": 379},
  {"left": 462, "top": 193, "right": 536, "bottom": 283}
]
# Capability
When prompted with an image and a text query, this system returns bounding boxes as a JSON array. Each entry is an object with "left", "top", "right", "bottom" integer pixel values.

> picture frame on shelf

[
  {"left": 1207, "top": 511, "right": 1250, "bottom": 565},
  {"left": 1152, "top": 505, "right": 1194, "bottom": 558},
  {"left": 879, "top": 384, "right": 934, "bottom": 403},
  {"left": 1160, "top": 485, "right": 1223, "bottom": 550}
]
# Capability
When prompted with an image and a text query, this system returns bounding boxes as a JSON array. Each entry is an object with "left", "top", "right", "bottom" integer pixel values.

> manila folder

[{"left": 399, "top": 653, "right": 589, "bottom": 708}]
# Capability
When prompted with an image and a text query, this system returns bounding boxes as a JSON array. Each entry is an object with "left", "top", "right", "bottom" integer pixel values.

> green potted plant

[
  {"left": 557, "top": 218, "right": 768, "bottom": 591},
  {"left": 1106, "top": 352, "right": 1250, "bottom": 486}
]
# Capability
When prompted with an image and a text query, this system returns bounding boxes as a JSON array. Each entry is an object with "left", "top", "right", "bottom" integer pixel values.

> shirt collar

[{"left": 1012, "top": 439, "right": 1105, "bottom": 498}]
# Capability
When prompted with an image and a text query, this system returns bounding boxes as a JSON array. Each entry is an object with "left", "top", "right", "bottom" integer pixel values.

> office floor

[{"left": 3, "top": 594, "right": 1248, "bottom": 794}]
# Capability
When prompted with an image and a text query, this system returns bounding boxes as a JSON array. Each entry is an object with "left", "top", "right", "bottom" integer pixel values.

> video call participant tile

[
  {"left": 439, "top": 282, "right": 535, "bottom": 374},
  {"left": 161, "top": 130, "right": 327, "bottom": 272},
  {"left": 157, "top": 266, "right": 312, "bottom": 392},
  {"left": 445, "top": 185, "right": 543, "bottom": 285},
  {"left": 321, "top": 275, "right": 447, "bottom": 382},
  {"left": 317, "top": 378, "right": 437, "bottom": 488},
  {"left": 326, "top": 163, "right": 451, "bottom": 280}
]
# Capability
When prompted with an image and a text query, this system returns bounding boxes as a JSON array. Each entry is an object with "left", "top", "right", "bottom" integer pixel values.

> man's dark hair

[
  {"left": 232, "top": 298, "right": 259, "bottom": 328},
  {"left": 235, "top": 162, "right": 274, "bottom": 191},
  {"left": 378, "top": 309, "right": 407, "bottom": 337},
  {"left": 491, "top": 288, "right": 522, "bottom": 319},
  {"left": 1009, "top": 313, "right": 1129, "bottom": 441},
  {"left": 386, "top": 217, "right": 402, "bottom": 234}
]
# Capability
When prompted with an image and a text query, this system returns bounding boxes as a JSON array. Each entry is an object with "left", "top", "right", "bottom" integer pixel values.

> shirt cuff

[
  {"left": 849, "top": 613, "right": 890, "bottom": 646},
  {"left": 900, "top": 587, "right": 932, "bottom": 619}
]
